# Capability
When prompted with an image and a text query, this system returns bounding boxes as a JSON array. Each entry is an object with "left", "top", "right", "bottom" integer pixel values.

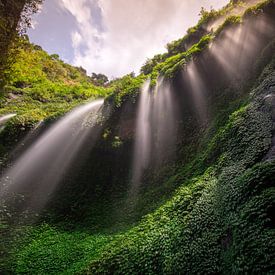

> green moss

[
  {"left": 0, "top": 39, "right": 111, "bottom": 127},
  {"left": 85, "top": 82, "right": 274, "bottom": 273},
  {"left": 151, "top": 34, "right": 212, "bottom": 80},
  {"left": 139, "top": 0, "right": 263, "bottom": 76},
  {"left": 107, "top": 73, "right": 146, "bottom": 107},
  {"left": 3, "top": 224, "right": 112, "bottom": 275},
  {"left": 5, "top": 58, "right": 273, "bottom": 274},
  {"left": 1, "top": 1, "right": 275, "bottom": 274},
  {"left": 215, "top": 15, "right": 242, "bottom": 36}
]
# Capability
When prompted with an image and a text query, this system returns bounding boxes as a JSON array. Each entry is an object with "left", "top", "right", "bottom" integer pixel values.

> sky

[{"left": 28, "top": 0, "right": 229, "bottom": 78}]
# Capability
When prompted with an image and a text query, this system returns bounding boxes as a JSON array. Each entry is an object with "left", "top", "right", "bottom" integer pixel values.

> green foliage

[
  {"left": 112, "top": 136, "right": 123, "bottom": 148},
  {"left": 145, "top": 0, "right": 271, "bottom": 82},
  {"left": 0, "top": 38, "right": 112, "bottom": 162},
  {"left": 87, "top": 163, "right": 275, "bottom": 274},
  {"left": 215, "top": 15, "right": 242, "bottom": 36},
  {"left": 3, "top": 54, "right": 274, "bottom": 275},
  {"left": 153, "top": 34, "right": 212, "bottom": 79},
  {"left": 85, "top": 71, "right": 274, "bottom": 274},
  {"left": 108, "top": 73, "right": 146, "bottom": 107},
  {"left": 165, "top": 7, "right": 220, "bottom": 57},
  {"left": 0, "top": 0, "right": 43, "bottom": 90},
  {"left": 138, "top": 0, "right": 266, "bottom": 77},
  {"left": 140, "top": 54, "right": 167, "bottom": 75},
  {"left": 89, "top": 73, "right": 109, "bottom": 86},
  {"left": 1, "top": 1, "right": 275, "bottom": 274},
  {"left": 2, "top": 224, "right": 112, "bottom": 274},
  {"left": 0, "top": 39, "right": 111, "bottom": 126}
]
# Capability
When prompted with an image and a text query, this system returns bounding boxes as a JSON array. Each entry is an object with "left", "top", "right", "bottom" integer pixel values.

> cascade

[
  {"left": 0, "top": 100, "right": 104, "bottom": 215},
  {"left": 130, "top": 78, "right": 176, "bottom": 195}
]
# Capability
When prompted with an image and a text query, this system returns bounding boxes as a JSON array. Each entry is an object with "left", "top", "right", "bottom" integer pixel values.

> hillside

[
  {"left": 0, "top": 38, "right": 112, "bottom": 159},
  {"left": 0, "top": 0, "right": 275, "bottom": 274},
  {"left": 0, "top": 38, "right": 110, "bottom": 122}
]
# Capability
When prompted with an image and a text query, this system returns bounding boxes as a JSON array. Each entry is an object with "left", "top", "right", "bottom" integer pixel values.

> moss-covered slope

[
  {"left": 0, "top": 39, "right": 111, "bottom": 125},
  {"left": 3, "top": 52, "right": 274, "bottom": 275},
  {"left": 86, "top": 58, "right": 275, "bottom": 274},
  {"left": 0, "top": 0, "right": 275, "bottom": 274}
]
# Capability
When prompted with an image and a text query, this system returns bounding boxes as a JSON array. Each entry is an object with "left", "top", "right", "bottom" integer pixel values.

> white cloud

[
  {"left": 60, "top": 0, "right": 91, "bottom": 24},
  {"left": 30, "top": 19, "right": 39, "bottom": 29},
  {"left": 60, "top": 0, "right": 229, "bottom": 78},
  {"left": 71, "top": 31, "right": 82, "bottom": 48}
]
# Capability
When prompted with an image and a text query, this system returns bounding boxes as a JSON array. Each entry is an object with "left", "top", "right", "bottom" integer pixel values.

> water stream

[
  {"left": 0, "top": 100, "right": 103, "bottom": 214},
  {"left": 130, "top": 78, "right": 176, "bottom": 196}
]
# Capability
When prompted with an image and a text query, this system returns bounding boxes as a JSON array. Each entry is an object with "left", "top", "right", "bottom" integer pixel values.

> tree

[
  {"left": 140, "top": 54, "right": 165, "bottom": 75},
  {"left": 90, "top": 73, "right": 109, "bottom": 86},
  {"left": 0, "top": 0, "right": 43, "bottom": 91}
]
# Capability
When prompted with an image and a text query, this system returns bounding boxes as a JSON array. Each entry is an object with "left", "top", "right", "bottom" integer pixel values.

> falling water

[
  {"left": 131, "top": 80, "right": 152, "bottom": 193},
  {"left": 185, "top": 61, "right": 208, "bottom": 123},
  {"left": 0, "top": 113, "right": 17, "bottom": 125},
  {"left": 130, "top": 78, "right": 176, "bottom": 195},
  {"left": 152, "top": 78, "right": 177, "bottom": 165},
  {"left": 209, "top": 15, "right": 275, "bottom": 82},
  {"left": 0, "top": 100, "right": 103, "bottom": 215}
]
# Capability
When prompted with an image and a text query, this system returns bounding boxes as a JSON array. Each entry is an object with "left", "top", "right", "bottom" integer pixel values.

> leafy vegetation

[
  {"left": 0, "top": 38, "right": 111, "bottom": 126},
  {"left": 107, "top": 73, "right": 146, "bottom": 107},
  {"left": 153, "top": 34, "right": 212, "bottom": 78},
  {"left": 140, "top": 0, "right": 270, "bottom": 76},
  {"left": 0, "top": 0, "right": 275, "bottom": 274},
  {"left": 84, "top": 60, "right": 275, "bottom": 273},
  {"left": 215, "top": 15, "right": 242, "bottom": 35},
  {"left": 90, "top": 73, "right": 109, "bottom": 86},
  {"left": 0, "top": 0, "right": 43, "bottom": 90},
  {"left": 118, "top": 0, "right": 275, "bottom": 106},
  {"left": 3, "top": 59, "right": 274, "bottom": 274}
]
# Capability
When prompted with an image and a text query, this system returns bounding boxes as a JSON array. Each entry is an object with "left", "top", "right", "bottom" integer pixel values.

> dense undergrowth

[
  {"left": 86, "top": 58, "right": 275, "bottom": 274},
  {"left": 1, "top": 0, "right": 275, "bottom": 274},
  {"left": 0, "top": 39, "right": 112, "bottom": 160},
  {"left": 0, "top": 38, "right": 111, "bottom": 125},
  {"left": 2, "top": 58, "right": 274, "bottom": 275}
]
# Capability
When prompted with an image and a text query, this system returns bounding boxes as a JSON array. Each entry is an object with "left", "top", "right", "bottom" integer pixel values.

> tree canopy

[{"left": 0, "top": 0, "right": 42, "bottom": 90}]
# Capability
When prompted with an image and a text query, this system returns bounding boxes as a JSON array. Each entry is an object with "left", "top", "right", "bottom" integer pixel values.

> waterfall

[
  {"left": 131, "top": 80, "right": 152, "bottom": 193},
  {"left": 0, "top": 100, "right": 104, "bottom": 214},
  {"left": 0, "top": 114, "right": 17, "bottom": 125},
  {"left": 152, "top": 78, "right": 177, "bottom": 164},
  {"left": 0, "top": 114, "right": 17, "bottom": 133},
  {"left": 130, "top": 78, "right": 176, "bottom": 195},
  {"left": 185, "top": 61, "right": 208, "bottom": 124}
]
